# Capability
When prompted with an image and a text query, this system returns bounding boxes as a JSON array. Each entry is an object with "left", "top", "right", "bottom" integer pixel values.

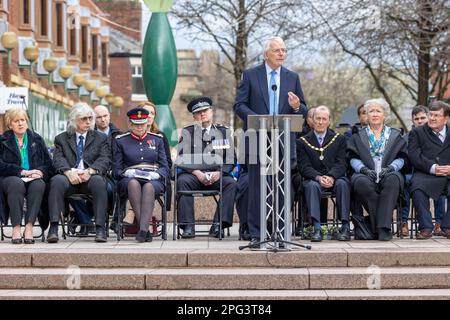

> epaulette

[
  {"left": 215, "top": 123, "right": 229, "bottom": 129},
  {"left": 115, "top": 132, "right": 130, "bottom": 139},
  {"left": 148, "top": 132, "right": 163, "bottom": 138}
]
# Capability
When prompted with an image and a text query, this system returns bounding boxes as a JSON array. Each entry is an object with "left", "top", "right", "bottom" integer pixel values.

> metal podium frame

[{"left": 239, "top": 115, "right": 311, "bottom": 251}]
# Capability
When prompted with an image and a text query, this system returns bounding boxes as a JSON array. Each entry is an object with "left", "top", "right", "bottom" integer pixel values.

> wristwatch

[{"left": 88, "top": 168, "right": 98, "bottom": 175}]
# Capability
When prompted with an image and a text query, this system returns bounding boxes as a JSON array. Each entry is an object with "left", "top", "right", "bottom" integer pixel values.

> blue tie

[
  {"left": 318, "top": 136, "right": 323, "bottom": 146},
  {"left": 76, "top": 135, "right": 84, "bottom": 167},
  {"left": 269, "top": 70, "right": 278, "bottom": 115}
]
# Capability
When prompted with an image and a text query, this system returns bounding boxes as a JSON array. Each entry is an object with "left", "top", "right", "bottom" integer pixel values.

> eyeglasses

[
  {"left": 271, "top": 48, "right": 287, "bottom": 54},
  {"left": 79, "top": 116, "right": 93, "bottom": 122}
]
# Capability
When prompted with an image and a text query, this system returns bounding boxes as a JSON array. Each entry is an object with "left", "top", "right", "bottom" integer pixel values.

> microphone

[{"left": 271, "top": 84, "right": 277, "bottom": 92}]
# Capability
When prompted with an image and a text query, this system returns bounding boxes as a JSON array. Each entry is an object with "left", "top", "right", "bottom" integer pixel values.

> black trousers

[
  {"left": 413, "top": 183, "right": 450, "bottom": 231},
  {"left": 177, "top": 173, "right": 236, "bottom": 228},
  {"left": 353, "top": 174, "right": 400, "bottom": 231},
  {"left": 1, "top": 176, "right": 46, "bottom": 226},
  {"left": 235, "top": 172, "right": 249, "bottom": 226},
  {"left": 303, "top": 177, "right": 351, "bottom": 224},
  {"left": 48, "top": 174, "right": 107, "bottom": 228}
]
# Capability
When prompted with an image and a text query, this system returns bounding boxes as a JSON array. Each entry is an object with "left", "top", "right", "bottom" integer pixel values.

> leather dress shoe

[
  {"left": 47, "top": 225, "right": 59, "bottom": 243},
  {"left": 444, "top": 229, "right": 450, "bottom": 239},
  {"left": 181, "top": 226, "right": 195, "bottom": 239},
  {"left": 310, "top": 229, "right": 322, "bottom": 242},
  {"left": 146, "top": 231, "right": 153, "bottom": 242},
  {"left": 377, "top": 228, "right": 392, "bottom": 241},
  {"left": 433, "top": 223, "right": 442, "bottom": 236},
  {"left": 209, "top": 224, "right": 225, "bottom": 238},
  {"left": 95, "top": 226, "right": 107, "bottom": 242},
  {"left": 239, "top": 224, "right": 251, "bottom": 241},
  {"left": 416, "top": 229, "right": 432, "bottom": 240},
  {"left": 337, "top": 226, "right": 351, "bottom": 241},
  {"left": 401, "top": 223, "right": 409, "bottom": 237},
  {"left": 248, "top": 237, "right": 260, "bottom": 248},
  {"left": 135, "top": 230, "right": 147, "bottom": 243}
]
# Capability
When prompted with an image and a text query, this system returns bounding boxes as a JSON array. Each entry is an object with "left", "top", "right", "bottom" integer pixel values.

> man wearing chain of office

[
  {"left": 296, "top": 106, "right": 351, "bottom": 242},
  {"left": 176, "top": 97, "right": 236, "bottom": 238}
]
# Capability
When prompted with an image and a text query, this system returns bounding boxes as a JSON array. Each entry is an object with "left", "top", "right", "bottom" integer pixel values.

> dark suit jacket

[
  {"left": 52, "top": 130, "right": 111, "bottom": 176},
  {"left": 297, "top": 129, "right": 347, "bottom": 181},
  {"left": 234, "top": 63, "right": 307, "bottom": 160},
  {"left": 347, "top": 126, "right": 407, "bottom": 190},
  {"left": 408, "top": 123, "right": 450, "bottom": 200}
]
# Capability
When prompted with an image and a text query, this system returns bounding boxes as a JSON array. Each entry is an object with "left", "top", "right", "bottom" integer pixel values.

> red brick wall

[
  {"left": 93, "top": 0, "right": 141, "bottom": 42},
  {"left": 109, "top": 56, "right": 131, "bottom": 131}
]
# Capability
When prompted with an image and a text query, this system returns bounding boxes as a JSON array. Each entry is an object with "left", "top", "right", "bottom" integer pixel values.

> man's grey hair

[
  {"left": 66, "top": 102, "right": 95, "bottom": 134},
  {"left": 364, "top": 98, "right": 391, "bottom": 122},
  {"left": 263, "top": 36, "right": 285, "bottom": 59},
  {"left": 314, "top": 105, "right": 331, "bottom": 119}
]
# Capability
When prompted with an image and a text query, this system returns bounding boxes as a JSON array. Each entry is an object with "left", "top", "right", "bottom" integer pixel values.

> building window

[
  {"left": 81, "top": 25, "right": 88, "bottom": 63},
  {"left": 39, "top": 0, "right": 48, "bottom": 37},
  {"left": 55, "top": 2, "right": 63, "bottom": 47},
  {"left": 101, "top": 42, "right": 108, "bottom": 77},
  {"left": 131, "top": 65, "right": 145, "bottom": 95},
  {"left": 22, "top": 0, "right": 30, "bottom": 25},
  {"left": 92, "top": 34, "right": 98, "bottom": 71},
  {"left": 69, "top": 24, "right": 76, "bottom": 56}
]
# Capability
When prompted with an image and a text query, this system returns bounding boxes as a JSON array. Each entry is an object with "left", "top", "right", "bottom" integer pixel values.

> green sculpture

[{"left": 142, "top": 0, "right": 177, "bottom": 146}]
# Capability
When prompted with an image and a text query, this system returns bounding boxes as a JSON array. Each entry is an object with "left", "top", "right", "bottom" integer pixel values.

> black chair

[
  {"left": 173, "top": 153, "right": 226, "bottom": 240},
  {"left": 0, "top": 197, "right": 48, "bottom": 242},
  {"left": 115, "top": 184, "right": 168, "bottom": 241},
  {"left": 60, "top": 193, "right": 111, "bottom": 239}
]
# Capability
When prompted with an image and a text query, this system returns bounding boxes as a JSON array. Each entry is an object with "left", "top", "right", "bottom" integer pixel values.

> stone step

[
  {"left": 1, "top": 289, "right": 450, "bottom": 300},
  {"left": 2, "top": 248, "right": 450, "bottom": 268},
  {"left": 1, "top": 267, "right": 450, "bottom": 290}
]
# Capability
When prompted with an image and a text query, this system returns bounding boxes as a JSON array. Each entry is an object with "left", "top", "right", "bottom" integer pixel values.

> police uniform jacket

[
  {"left": 408, "top": 123, "right": 450, "bottom": 200},
  {"left": 177, "top": 124, "right": 235, "bottom": 174},
  {"left": 296, "top": 129, "right": 347, "bottom": 181},
  {"left": 112, "top": 131, "right": 169, "bottom": 181}
]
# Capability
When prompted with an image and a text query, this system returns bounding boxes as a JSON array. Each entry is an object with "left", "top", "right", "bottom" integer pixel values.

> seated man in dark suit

[
  {"left": 47, "top": 102, "right": 111, "bottom": 243},
  {"left": 409, "top": 101, "right": 450, "bottom": 239},
  {"left": 297, "top": 106, "right": 351, "bottom": 242}
]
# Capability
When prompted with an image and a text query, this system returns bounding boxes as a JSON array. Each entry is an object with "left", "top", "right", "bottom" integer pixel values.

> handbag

[{"left": 352, "top": 214, "right": 375, "bottom": 240}]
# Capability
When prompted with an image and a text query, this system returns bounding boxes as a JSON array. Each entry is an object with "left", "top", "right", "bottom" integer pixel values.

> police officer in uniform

[
  {"left": 176, "top": 97, "right": 237, "bottom": 238},
  {"left": 112, "top": 107, "right": 169, "bottom": 242}
]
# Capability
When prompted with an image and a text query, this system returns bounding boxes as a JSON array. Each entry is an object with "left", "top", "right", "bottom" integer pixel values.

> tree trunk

[{"left": 417, "top": 0, "right": 433, "bottom": 106}]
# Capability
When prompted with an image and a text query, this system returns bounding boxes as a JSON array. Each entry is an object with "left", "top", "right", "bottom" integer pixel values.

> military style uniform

[
  {"left": 176, "top": 122, "right": 237, "bottom": 235},
  {"left": 177, "top": 97, "right": 236, "bottom": 238},
  {"left": 113, "top": 131, "right": 169, "bottom": 196}
]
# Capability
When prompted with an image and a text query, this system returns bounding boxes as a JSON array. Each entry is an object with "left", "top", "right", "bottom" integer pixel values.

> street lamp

[
  {"left": 43, "top": 57, "right": 58, "bottom": 85},
  {"left": 84, "top": 80, "right": 97, "bottom": 103},
  {"left": 1, "top": 31, "right": 18, "bottom": 65},
  {"left": 59, "top": 65, "right": 73, "bottom": 92},
  {"left": 23, "top": 44, "right": 39, "bottom": 75},
  {"left": 73, "top": 73, "right": 85, "bottom": 97}
]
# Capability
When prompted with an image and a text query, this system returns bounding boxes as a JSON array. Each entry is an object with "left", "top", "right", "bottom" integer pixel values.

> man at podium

[{"left": 234, "top": 36, "right": 308, "bottom": 247}]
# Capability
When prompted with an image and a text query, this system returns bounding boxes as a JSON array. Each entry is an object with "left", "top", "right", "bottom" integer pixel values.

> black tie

[{"left": 76, "top": 135, "right": 84, "bottom": 167}]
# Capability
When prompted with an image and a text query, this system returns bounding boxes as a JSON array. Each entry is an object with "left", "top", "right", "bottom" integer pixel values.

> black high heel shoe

[
  {"left": 11, "top": 237, "right": 22, "bottom": 244},
  {"left": 23, "top": 231, "right": 35, "bottom": 244}
]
